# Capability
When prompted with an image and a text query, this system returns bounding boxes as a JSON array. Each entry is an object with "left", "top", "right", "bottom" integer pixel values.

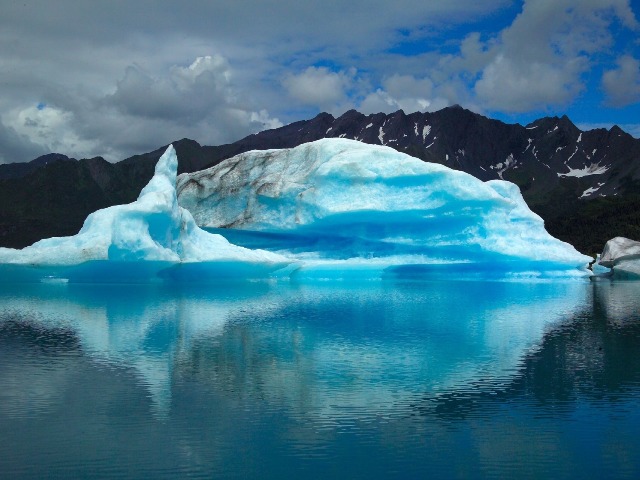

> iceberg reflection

[
  {"left": 0, "top": 280, "right": 592, "bottom": 421},
  {"left": 0, "top": 283, "right": 278, "bottom": 416}
]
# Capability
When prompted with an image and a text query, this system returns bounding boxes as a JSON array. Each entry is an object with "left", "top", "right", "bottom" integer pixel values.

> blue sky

[{"left": 0, "top": 0, "right": 638, "bottom": 163}]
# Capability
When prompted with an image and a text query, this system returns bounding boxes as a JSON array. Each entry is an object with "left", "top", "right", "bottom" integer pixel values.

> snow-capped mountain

[
  {"left": 0, "top": 106, "right": 638, "bottom": 254},
  {"left": 226, "top": 106, "right": 640, "bottom": 202}
]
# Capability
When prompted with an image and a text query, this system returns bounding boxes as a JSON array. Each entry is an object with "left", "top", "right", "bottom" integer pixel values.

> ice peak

[
  {"left": 139, "top": 145, "right": 177, "bottom": 199},
  {"left": 0, "top": 143, "right": 287, "bottom": 281}
]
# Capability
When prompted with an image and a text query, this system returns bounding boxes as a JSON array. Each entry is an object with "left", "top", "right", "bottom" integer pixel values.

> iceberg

[
  {"left": 596, "top": 236, "right": 640, "bottom": 279},
  {"left": 177, "top": 138, "right": 591, "bottom": 279},
  {"left": 0, "top": 139, "right": 591, "bottom": 283},
  {"left": 0, "top": 145, "right": 288, "bottom": 283}
]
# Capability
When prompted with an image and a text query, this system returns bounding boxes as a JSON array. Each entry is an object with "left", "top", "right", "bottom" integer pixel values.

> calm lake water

[{"left": 1, "top": 278, "right": 639, "bottom": 479}]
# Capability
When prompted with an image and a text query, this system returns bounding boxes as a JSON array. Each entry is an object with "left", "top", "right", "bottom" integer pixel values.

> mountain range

[{"left": 1, "top": 106, "right": 639, "bottom": 254}]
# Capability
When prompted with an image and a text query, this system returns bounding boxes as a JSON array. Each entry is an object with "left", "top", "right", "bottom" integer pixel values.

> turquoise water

[{"left": 1, "top": 278, "right": 640, "bottom": 479}]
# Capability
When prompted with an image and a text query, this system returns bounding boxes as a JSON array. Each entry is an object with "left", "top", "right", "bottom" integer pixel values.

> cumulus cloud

[
  {"left": 0, "top": 0, "right": 516, "bottom": 162},
  {"left": 475, "top": 55, "right": 587, "bottom": 112},
  {"left": 101, "top": 56, "right": 282, "bottom": 156},
  {"left": 341, "top": 0, "right": 639, "bottom": 116},
  {"left": 0, "top": 120, "right": 48, "bottom": 164},
  {"left": 107, "top": 55, "right": 238, "bottom": 122},
  {"left": 602, "top": 55, "right": 640, "bottom": 106},
  {"left": 0, "top": 0, "right": 637, "bottom": 162},
  {"left": 359, "top": 75, "right": 450, "bottom": 114},
  {"left": 2, "top": 56, "right": 281, "bottom": 162},
  {"left": 7, "top": 104, "right": 98, "bottom": 159},
  {"left": 474, "top": 0, "right": 638, "bottom": 112},
  {"left": 283, "top": 67, "right": 355, "bottom": 110}
]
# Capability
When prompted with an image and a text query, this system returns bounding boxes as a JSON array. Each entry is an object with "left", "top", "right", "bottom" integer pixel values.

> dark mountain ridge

[
  {"left": 1, "top": 106, "right": 639, "bottom": 254},
  {"left": 0, "top": 153, "right": 76, "bottom": 180}
]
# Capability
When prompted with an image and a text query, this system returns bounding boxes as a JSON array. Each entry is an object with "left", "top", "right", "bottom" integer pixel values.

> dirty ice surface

[{"left": 178, "top": 139, "right": 591, "bottom": 281}]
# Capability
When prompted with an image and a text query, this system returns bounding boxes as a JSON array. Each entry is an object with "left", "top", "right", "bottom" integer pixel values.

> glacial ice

[
  {"left": 0, "top": 139, "right": 592, "bottom": 283},
  {"left": 0, "top": 145, "right": 288, "bottom": 283},
  {"left": 177, "top": 138, "right": 592, "bottom": 279},
  {"left": 591, "top": 254, "right": 611, "bottom": 276},
  {"left": 596, "top": 236, "right": 640, "bottom": 279}
]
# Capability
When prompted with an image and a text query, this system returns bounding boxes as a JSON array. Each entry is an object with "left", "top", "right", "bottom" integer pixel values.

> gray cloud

[
  {"left": 0, "top": 0, "right": 637, "bottom": 162},
  {"left": 0, "top": 120, "right": 47, "bottom": 164},
  {"left": 106, "top": 56, "right": 238, "bottom": 123},
  {"left": 1, "top": 1, "right": 511, "bottom": 54},
  {"left": 3, "top": 55, "right": 282, "bottom": 162},
  {"left": 0, "top": 0, "right": 511, "bottom": 161},
  {"left": 359, "top": 75, "right": 451, "bottom": 114},
  {"left": 475, "top": 55, "right": 587, "bottom": 112},
  {"left": 283, "top": 67, "right": 356, "bottom": 110},
  {"left": 602, "top": 55, "right": 640, "bottom": 106}
]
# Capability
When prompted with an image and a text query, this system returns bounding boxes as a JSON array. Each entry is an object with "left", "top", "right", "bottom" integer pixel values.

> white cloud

[
  {"left": 0, "top": 0, "right": 637, "bottom": 161},
  {"left": 359, "top": 75, "right": 450, "bottom": 114},
  {"left": 602, "top": 55, "right": 640, "bottom": 106},
  {"left": 3, "top": 56, "right": 281, "bottom": 162},
  {"left": 474, "top": 0, "right": 638, "bottom": 112},
  {"left": 6, "top": 104, "right": 99, "bottom": 160},
  {"left": 0, "top": 0, "right": 515, "bottom": 161},
  {"left": 475, "top": 55, "right": 586, "bottom": 112},
  {"left": 343, "top": 0, "right": 639, "bottom": 116},
  {"left": 282, "top": 67, "right": 356, "bottom": 110}
]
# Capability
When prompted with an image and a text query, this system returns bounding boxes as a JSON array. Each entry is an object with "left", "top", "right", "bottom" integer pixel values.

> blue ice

[{"left": 0, "top": 140, "right": 592, "bottom": 283}]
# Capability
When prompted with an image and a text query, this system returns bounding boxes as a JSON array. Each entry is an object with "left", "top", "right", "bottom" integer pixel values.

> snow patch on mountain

[
  {"left": 558, "top": 163, "right": 610, "bottom": 178},
  {"left": 566, "top": 146, "right": 579, "bottom": 163},
  {"left": 422, "top": 125, "right": 431, "bottom": 142},
  {"left": 524, "top": 138, "right": 533, "bottom": 152},
  {"left": 580, "top": 183, "right": 605, "bottom": 198},
  {"left": 490, "top": 154, "right": 516, "bottom": 179}
]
